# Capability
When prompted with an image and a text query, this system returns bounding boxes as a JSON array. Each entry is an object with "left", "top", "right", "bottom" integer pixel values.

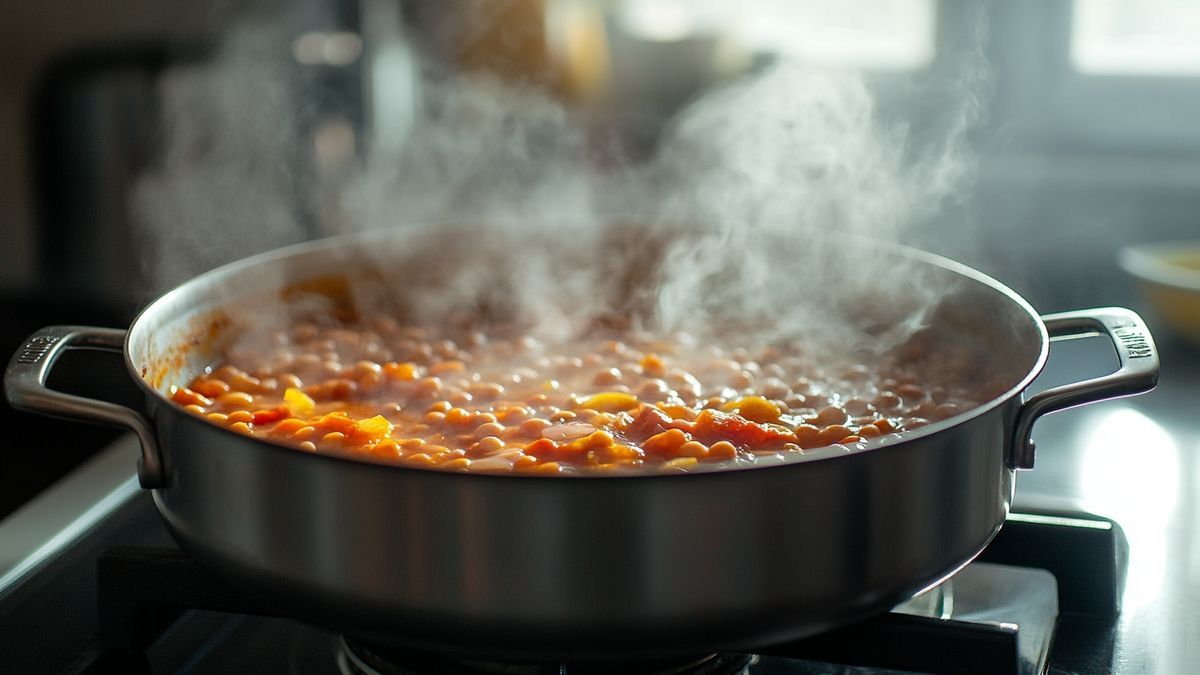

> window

[
  {"left": 615, "top": 0, "right": 935, "bottom": 70},
  {"left": 1072, "top": 0, "right": 1200, "bottom": 76}
]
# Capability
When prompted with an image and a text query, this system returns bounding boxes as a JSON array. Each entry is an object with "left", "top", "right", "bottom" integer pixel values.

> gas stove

[
  {"left": 0, "top": 448, "right": 1123, "bottom": 675},
  {"left": 2, "top": 335, "right": 1196, "bottom": 675}
]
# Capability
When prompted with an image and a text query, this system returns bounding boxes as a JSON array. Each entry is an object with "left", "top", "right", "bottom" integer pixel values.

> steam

[
  {"left": 134, "top": 13, "right": 986, "bottom": 361},
  {"left": 135, "top": 26, "right": 311, "bottom": 288}
]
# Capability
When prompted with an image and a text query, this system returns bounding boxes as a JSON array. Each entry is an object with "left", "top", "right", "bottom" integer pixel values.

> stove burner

[{"left": 337, "top": 638, "right": 755, "bottom": 675}]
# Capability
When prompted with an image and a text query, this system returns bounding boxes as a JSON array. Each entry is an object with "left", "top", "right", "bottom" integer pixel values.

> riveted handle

[
  {"left": 1011, "top": 308, "right": 1159, "bottom": 470},
  {"left": 4, "top": 326, "right": 163, "bottom": 488}
]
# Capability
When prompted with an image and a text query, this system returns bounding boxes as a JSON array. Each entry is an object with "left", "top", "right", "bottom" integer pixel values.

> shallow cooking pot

[{"left": 4, "top": 230, "right": 1158, "bottom": 659}]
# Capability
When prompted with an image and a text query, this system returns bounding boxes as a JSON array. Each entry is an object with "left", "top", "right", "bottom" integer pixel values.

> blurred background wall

[{"left": 1, "top": 0, "right": 1198, "bottom": 515}]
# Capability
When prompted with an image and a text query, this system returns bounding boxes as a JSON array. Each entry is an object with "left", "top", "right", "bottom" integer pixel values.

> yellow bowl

[{"left": 1119, "top": 241, "right": 1200, "bottom": 344}]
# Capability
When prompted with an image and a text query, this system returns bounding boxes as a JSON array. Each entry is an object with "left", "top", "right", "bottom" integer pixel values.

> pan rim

[{"left": 125, "top": 227, "right": 1049, "bottom": 482}]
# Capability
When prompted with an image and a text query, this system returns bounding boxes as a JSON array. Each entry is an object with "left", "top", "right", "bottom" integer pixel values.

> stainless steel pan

[{"left": 4, "top": 231, "right": 1158, "bottom": 658}]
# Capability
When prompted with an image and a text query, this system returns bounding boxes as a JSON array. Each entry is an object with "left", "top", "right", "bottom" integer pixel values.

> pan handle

[
  {"left": 4, "top": 325, "right": 163, "bottom": 488},
  {"left": 1011, "top": 308, "right": 1159, "bottom": 470}
]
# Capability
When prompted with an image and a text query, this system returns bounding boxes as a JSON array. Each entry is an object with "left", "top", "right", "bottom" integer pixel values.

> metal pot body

[{"left": 4, "top": 231, "right": 1159, "bottom": 657}]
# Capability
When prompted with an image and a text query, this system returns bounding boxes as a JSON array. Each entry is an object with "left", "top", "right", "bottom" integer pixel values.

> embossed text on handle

[
  {"left": 1115, "top": 327, "right": 1152, "bottom": 359},
  {"left": 16, "top": 335, "right": 60, "bottom": 364}
]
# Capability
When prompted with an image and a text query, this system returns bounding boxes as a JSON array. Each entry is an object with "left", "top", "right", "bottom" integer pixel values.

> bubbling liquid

[{"left": 172, "top": 320, "right": 980, "bottom": 474}]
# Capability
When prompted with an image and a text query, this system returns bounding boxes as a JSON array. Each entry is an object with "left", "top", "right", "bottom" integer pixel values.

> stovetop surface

[{"left": 2, "top": 324, "right": 1199, "bottom": 674}]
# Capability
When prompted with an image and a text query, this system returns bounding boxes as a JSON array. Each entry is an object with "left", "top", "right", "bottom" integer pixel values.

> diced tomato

[
  {"left": 523, "top": 437, "right": 560, "bottom": 459},
  {"left": 252, "top": 406, "right": 290, "bottom": 425},
  {"left": 625, "top": 405, "right": 673, "bottom": 439},
  {"left": 692, "top": 409, "right": 794, "bottom": 448}
]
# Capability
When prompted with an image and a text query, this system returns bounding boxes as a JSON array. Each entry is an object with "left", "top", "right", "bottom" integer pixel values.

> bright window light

[
  {"left": 616, "top": 0, "right": 935, "bottom": 70},
  {"left": 1072, "top": 0, "right": 1200, "bottom": 75}
]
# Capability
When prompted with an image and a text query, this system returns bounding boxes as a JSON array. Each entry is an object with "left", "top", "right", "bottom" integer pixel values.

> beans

[
  {"left": 192, "top": 379, "right": 230, "bottom": 398},
  {"left": 843, "top": 399, "right": 873, "bottom": 417},
  {"left": 172, "top": 387, "right": 213, "bottom": 407},
  {"left": 812, "top": 406, "right": 848, "bottom": 427},
  {"left": 469, "top": 382, "right": 505, "bottom": 400},
  {"left": 415, "top": 377, "right": 442, "bottom": 396},
  {"left": 470, "top": 412, "right": 498, "bottom": 426},
  {"left": 290, "top": 426, "right": 317, "bottom": 441},
  {"left": 592, "top": 368, "right": 623, "bottom": 386},
  {"left": 637, "top": 379, "right": 670, "bottom": 399},
  {"left": 498, "top": 406, "right": 533, "bottom": 424},
  {"left": 474, "top": 422, "right": 506, "bottom": 439},
  {"left": 431, "top": 360, "right": 465, "bottom": 375},
  {"left": 816, "top": 425, "right": 853, "bottom": 447},
  {"left": 872, "top": 391, "right": 901, "bottom": 410},
  {"left": 182, "top": 323, "right": 978, "bottom": 474},
  {"left": 761, "top": 378, "right": 790, "bottom": 400},
  {"left": 708, "top": 441, "right": 737, "bottom": 459},
  {"left": 793, "top": 425, "right": 821, "bottom": 448},
  {"left": 932, "top": 403, "right": 961, "bottom": 420},
  {"left": 518, "top": 418, "right": 552, "bottom": 437},
  {"left": 474, "top": 436, "right": 506, "bottom": 453}
]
